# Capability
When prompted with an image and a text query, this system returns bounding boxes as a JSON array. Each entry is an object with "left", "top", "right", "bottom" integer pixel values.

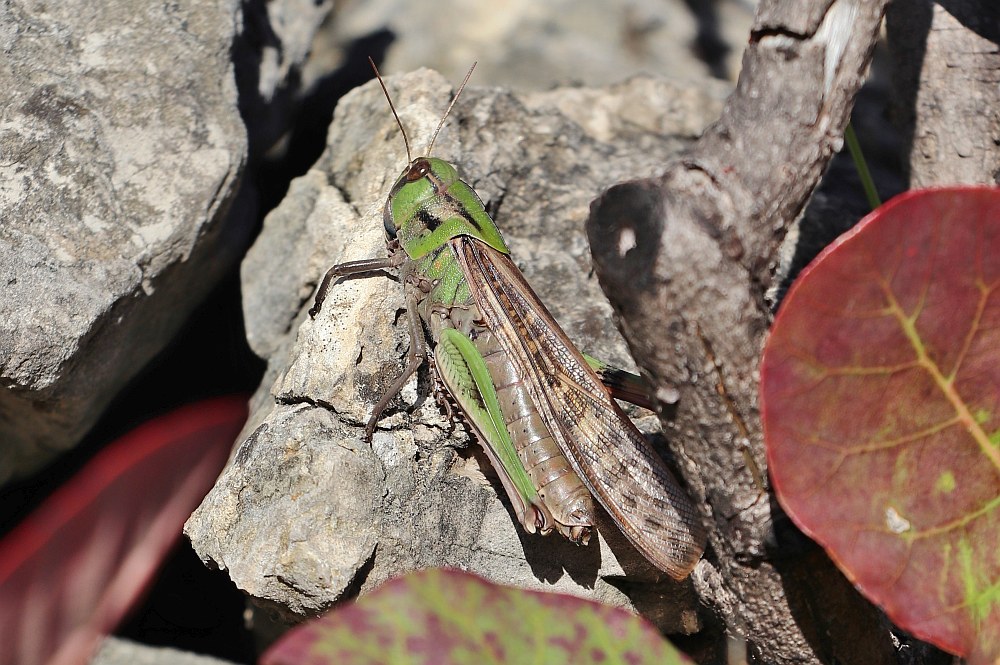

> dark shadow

[
  {"left": 232, "top": 0, "right": 282, "bottom": 162},
  {"left": 233, "top": 0, "right": 394, "bottom": 218},
  {"left": 107, "top": 272, "right": 265, "bottom": 664},
  {"left": 284, "top": 29, "right": 394, "bottom": 168},
  {"left": 884, "top": 2, "right": 932, "bottom": 190},
  {"left": 682, "top": 0, "right": 732, "bottom": 80},
  {"left": 116, "top": 539, "right": 257, "bottom": 663},
  {"left": 516, "top": 514, "right": 603, "bottom": 588},
  {"left": 597, "top": 501, "right": 718, "bottom": 660},
  {"left": 254, "top": 29, "right": 395, "bottom": 215},
  {"left": 937, "top": 0, "right": 1000, "bottom": 42},
  {"left": 507, "top": 425, "right": 711, "bottom": 633}
]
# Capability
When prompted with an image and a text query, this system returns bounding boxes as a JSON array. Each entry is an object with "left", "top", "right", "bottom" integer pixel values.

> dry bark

[
  {"left": 886, "top": 0, "right": 1000, "bottom": 187},
  {"left": 587, "top": 1, "right": 904, "bottom": 662}
]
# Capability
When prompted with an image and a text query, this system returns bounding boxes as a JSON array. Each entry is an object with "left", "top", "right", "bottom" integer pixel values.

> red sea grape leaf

[
  {"left": 761, "top": 187, "right": 1000, "bottom": 663},
  {"left": 0, "top": 395, "right": 247, "bottom": 665},
  {"left": 261, "top": 568, "right": 690, "bottom": 665}
]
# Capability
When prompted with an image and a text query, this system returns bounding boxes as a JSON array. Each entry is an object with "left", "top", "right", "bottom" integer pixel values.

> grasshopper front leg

[{"left": 309, "top": 252, "right": 405, "bottom": 318}]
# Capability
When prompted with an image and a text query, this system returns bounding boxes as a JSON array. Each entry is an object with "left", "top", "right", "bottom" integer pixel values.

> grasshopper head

[{"left": 383, "top": 156, "right": 509, "bottom": 259}]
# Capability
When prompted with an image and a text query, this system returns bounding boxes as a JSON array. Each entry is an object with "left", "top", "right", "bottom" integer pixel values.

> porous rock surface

[{"left": 0, "top": 0, "right": 247, "bottom": 481}]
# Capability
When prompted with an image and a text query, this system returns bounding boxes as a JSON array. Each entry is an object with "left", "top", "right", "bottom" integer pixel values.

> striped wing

[{"left": 452, "top": 236, "right": 705, "bottom": 579}]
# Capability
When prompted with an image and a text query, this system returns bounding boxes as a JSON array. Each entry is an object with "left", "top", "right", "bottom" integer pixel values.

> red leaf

[
  {"left": 761, "top": 187, "right": 1000, "bottom": 662},
  {"left": 0, "top": 395, "right": 247, "bottom": 665},
  {"left": 262, "top": 568, "right": 691, "bottom": 665}
]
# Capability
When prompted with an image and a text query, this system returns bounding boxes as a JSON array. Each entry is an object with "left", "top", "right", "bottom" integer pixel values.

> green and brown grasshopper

[{"left": 310, "top": 61, "right": 705, "bottom": 579}]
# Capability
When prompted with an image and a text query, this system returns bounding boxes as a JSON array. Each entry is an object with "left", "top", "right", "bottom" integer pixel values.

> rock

[
  {"left": 330, "top": 0, "right": 753, "bottom": 88},
  {"left": 186, "top": 68, "right": 727, "bottom": 632},
  {"left": 91, "top": 636, "right": 238, "bottom": 665},
  {"left": 0, "top": 0, "right": 247, "bottom": 482}
]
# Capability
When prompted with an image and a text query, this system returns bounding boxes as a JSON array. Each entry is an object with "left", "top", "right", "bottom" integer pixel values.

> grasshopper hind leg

[
  {"left": 308, "top": 250, "right": 417, "bottom": 439},
  {"left": 363, "top": 294, "right": 427, "bottom": 440}
]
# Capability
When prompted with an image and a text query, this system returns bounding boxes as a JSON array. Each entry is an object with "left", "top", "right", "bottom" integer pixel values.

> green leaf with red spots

[
  {"left": 761, "top": 187, "right": 1000, "bottom": 663},
  {"left": 261, "top": 568, "right": 690, "bottom": 665}
]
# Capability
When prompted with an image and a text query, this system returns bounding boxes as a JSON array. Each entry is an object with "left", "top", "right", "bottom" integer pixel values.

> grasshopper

[{"left": 309, "top": 60, "right": 705, "bottom": 579}]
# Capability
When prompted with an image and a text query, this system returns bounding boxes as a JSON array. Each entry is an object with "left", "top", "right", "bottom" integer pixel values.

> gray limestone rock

[
  {"left": 330, "top": 0, "right": 753, "bottom": 88},
  {"left": 91, "top": 637, "right": 238, "bottom": 665},
  {"left": 0, "top": 0, "right": 247, "bottom": 482}
]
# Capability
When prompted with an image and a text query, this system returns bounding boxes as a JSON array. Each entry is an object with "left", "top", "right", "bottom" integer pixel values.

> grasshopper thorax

[{"left": 382, "top": 156, "right": 509, "bottom": 260}]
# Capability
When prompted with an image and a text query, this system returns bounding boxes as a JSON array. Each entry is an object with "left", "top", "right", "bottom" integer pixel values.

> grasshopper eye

[
  {"left": 383, "top": 205, "right": 398, "bottom": 240},
  {"left": 406, "top": 159, "right": 431, "bottom": 182}
]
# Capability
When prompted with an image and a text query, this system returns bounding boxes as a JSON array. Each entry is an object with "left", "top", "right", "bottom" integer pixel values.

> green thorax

[{"left": 385, "top": 157, "right": 509, "bottom": 260}]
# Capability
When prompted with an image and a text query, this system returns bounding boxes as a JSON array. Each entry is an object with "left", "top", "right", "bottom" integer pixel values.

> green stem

[{"left": 845, "top": 122, "right": 881, "bottom": 210}]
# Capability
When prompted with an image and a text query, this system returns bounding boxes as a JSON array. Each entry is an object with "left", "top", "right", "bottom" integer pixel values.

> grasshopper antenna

[
  {"left": 426, "top": 62, "right": 477, "bottom": 157},
  {"left": 368, "top": 56, "right": 412, "bottom": 164}
]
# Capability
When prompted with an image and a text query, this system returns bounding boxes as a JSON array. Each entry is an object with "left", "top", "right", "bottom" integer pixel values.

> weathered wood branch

[
  {"left": 588, "top": 1, "right": 899, "bottom": 662},
  {"left": 887, "top": 0, "right": 1000, "bottom": 187}
]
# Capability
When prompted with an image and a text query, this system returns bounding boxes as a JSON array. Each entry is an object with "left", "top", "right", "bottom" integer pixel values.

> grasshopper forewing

[{"left": 452, "top": 236, "right": 706, "bottom": 578}]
